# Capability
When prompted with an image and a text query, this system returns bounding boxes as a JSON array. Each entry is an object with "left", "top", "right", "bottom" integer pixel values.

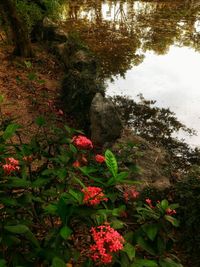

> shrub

[
  {"left": 0, "top": 103, "right": 181, "bottom": 266},
  {"left": 173, "top": 171, "right": 200, "bottom": 266}
]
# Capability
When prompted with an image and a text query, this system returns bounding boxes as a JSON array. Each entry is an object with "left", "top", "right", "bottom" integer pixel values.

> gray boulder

[
  {"left": 112, "top": 129, "right": 171, "bottom": 189},
  {"left": 90, "top": 93, "right": 123, "bottom": 145}
]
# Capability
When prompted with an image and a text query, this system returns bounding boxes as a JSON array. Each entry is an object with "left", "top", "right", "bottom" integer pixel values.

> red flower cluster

[
  {"left": 82, "top": 187, "right": 108, "bottom": 206},
  {"left": 3, "top": 157, "right": 20, "bottom": 175},
  {"left": 89, "top": 224, "right": 124, "bottom": 264},
  {"left": 166, "top": 208, "right": 176, "bottom": 216},
  {"left": 95, "top": 154, "right": 105, "bottom": 163},
  {"left": 72, "top": 135, "right": 93, "bottom": 150},
  {"left": 145, "top": 198, "right": 154, "bottom": 209},
  {"left": 123, "top": 186, "right": 140, "bottom": 202}
]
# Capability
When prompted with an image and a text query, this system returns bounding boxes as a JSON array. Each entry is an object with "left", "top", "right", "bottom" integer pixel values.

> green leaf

[
  {"left": 105, "top": 149, "right": 118, "bottom": 178},
  {"left": 68, "top": 189, "right": 82, "bottom": 204},
  {"left": 4, "top": 225, "right": 40, "bottom": 247},
  {"left": 115, "top": 171, "right": 129, "bottom": 182},
  {"left": 60, "top": 226, "right": 72, "bottom": 240},
  {"left": 52, "top": 257, "right": 66, "bottom": 267},
  {"left": 164, "top": 215, "right": 179, "bottom": 227},
  {"left": 0, "top": 259, "right": 7, "bottom": 267},
  {"left": 160, "top": 200, "right": 169, "bottom": 211},
  {"left": 27, "top": 72, "right": 37, "bottom": 81},
  {"left": 1, "top": 197, "right": 18, "bottom": 206},
  {"left": 32, "top": 178, "right": 48, "bottom": 187},
  {"left": 169, "top": 204, "right": 179, "bottom": 210},
  {"left": 74, "top": 177, "right": 85, "bottom": 188},
  {"left": 4, "top": 225, "right": 29, "bottom": 234},
  {"left": 69, "top": 144, "right": 77, "bottom": 154},
  {"left": 132, "top": 259, "right": 158, "bottom": 267},
  {"left": 25, "top": 229, "right": 40, "bottom": 247},
  {"left": 56, "top": 168, "right": 67, "bottom": 180},
  {"left": 3, "top": 123, "right": 20, "bottom": 140},
  {"left": 35, "top": 116, "right": 46, "bottom": 127},
  {"left": 44, "top": 204, "right": 57, "bottom": 215},
  {"left": 111, "top": 219, "right": 124, "bottom": 229},
  {"left": 112, "top": 205, "right": 126, "bottom": 217},
  {"left": 120, "top": 253, "right": 130, "bottom": 267},
  {"left": 159, "top": 258, "right": 183, "bottom": 267},
  {"left": 7, "top": 178, "right": 31, "bottom": 188},
  {"left": 137, "top": 236, "right": 156, "bottom": 255},
  {"left": 142, "top": 224, "right": 158, "bottom": 241},
  {"left": 123, "top": 242, "right": 135, "bottom": 261}
]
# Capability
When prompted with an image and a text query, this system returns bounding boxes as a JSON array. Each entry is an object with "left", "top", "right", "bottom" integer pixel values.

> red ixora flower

[
  {"left": 95, "top": 154, "right": 105, "bottom": 163},
  {"left": 82, "top": 186, "right": 108, "bottom": 206},
  {"left": 124, "top": 186, "right": 140, "bottom": 202},
  {"left": 166, "top": 208, "right": 176, "bottom": 216},
  {"left": 3, "top": 157, "right": 20, "bottom": 175},
  {"left": 72, "top": 135, "right": 93, "bottom": 150},
  {"left": 89, "top": 224, "right": 124, "bottom": 264},
  {"left": 72, "top": 160, "right": 81, "bottom": 168},
  {"left": 145, "top": 198, "right": 154, "bottom": 209}
]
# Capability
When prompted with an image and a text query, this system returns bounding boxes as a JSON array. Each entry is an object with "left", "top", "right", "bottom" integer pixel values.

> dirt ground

[{"left": 0, "top": 40, "right": 67, "bottom": 138}]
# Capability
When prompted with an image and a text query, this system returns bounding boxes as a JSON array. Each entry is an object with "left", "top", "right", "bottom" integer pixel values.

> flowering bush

[{"left": 0, "top": 113, "right": 182, "bottom": 266}]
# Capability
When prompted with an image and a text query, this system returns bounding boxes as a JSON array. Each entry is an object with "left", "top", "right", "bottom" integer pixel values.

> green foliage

[
  {"left": 16, "top": 0, "right": 43, "bottom": 34},
  {"left": 0, "top": 96, "right": 180, "bottom": 266},
  {"left": 173, "top": 173, "right": 200, "bottom": 266}
]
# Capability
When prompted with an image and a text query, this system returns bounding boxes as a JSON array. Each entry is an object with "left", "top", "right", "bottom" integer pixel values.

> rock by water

[{"left": 90, "top": 93, "right": 123, "bottom": 145}]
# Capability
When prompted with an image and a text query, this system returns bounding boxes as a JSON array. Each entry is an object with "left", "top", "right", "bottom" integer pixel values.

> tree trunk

[{"left": 0, "top": 0, "right": 33, "bottom": 57}]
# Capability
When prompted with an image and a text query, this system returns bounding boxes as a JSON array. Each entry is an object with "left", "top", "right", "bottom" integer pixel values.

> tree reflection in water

[{"left": 59, "top": 0, "right": 200, "bottom": 78}]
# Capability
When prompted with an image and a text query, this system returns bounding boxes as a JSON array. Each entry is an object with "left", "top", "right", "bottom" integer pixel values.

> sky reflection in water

[{"left": 107, "top": 46, "right": 200, "bottom": 146}]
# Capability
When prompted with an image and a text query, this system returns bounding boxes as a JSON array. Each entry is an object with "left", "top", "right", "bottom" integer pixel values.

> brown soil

[{"left": 0, "top": 40, "right": 69, "bottom": 138}]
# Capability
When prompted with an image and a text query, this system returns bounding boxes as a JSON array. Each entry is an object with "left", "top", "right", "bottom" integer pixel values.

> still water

[{"left": 61, "top": 0, "right": 200, "bottom": 146}]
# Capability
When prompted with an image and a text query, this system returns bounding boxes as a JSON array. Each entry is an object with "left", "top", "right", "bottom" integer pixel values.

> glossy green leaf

[
  {"left": 52, "top": 257, "right": 66, "bottom": 267},
  {"left": 60, "top": 226, "right": 72, "bottom": 240},
  {"left": 123, "top": 242, "right": 136, "bottom": 261},
  {"left": 160, "top": 200, "right": 168, "bottom": 211},
  {"left": 142, "top": 224, "right": 158, "bottom": 241},
  {"left": 4, "top": 225, "right": 40, "bottom": 247},
  {"left": 4, "top": 225, "right": 29, "bottom": 234},
  {"left": 105, "top": 149, "right": 118, "bottom": 177}
]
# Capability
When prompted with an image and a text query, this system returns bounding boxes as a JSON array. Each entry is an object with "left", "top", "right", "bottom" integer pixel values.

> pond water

[{"left": 60, "top": 0, "right": 200, "bottom": 147}]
